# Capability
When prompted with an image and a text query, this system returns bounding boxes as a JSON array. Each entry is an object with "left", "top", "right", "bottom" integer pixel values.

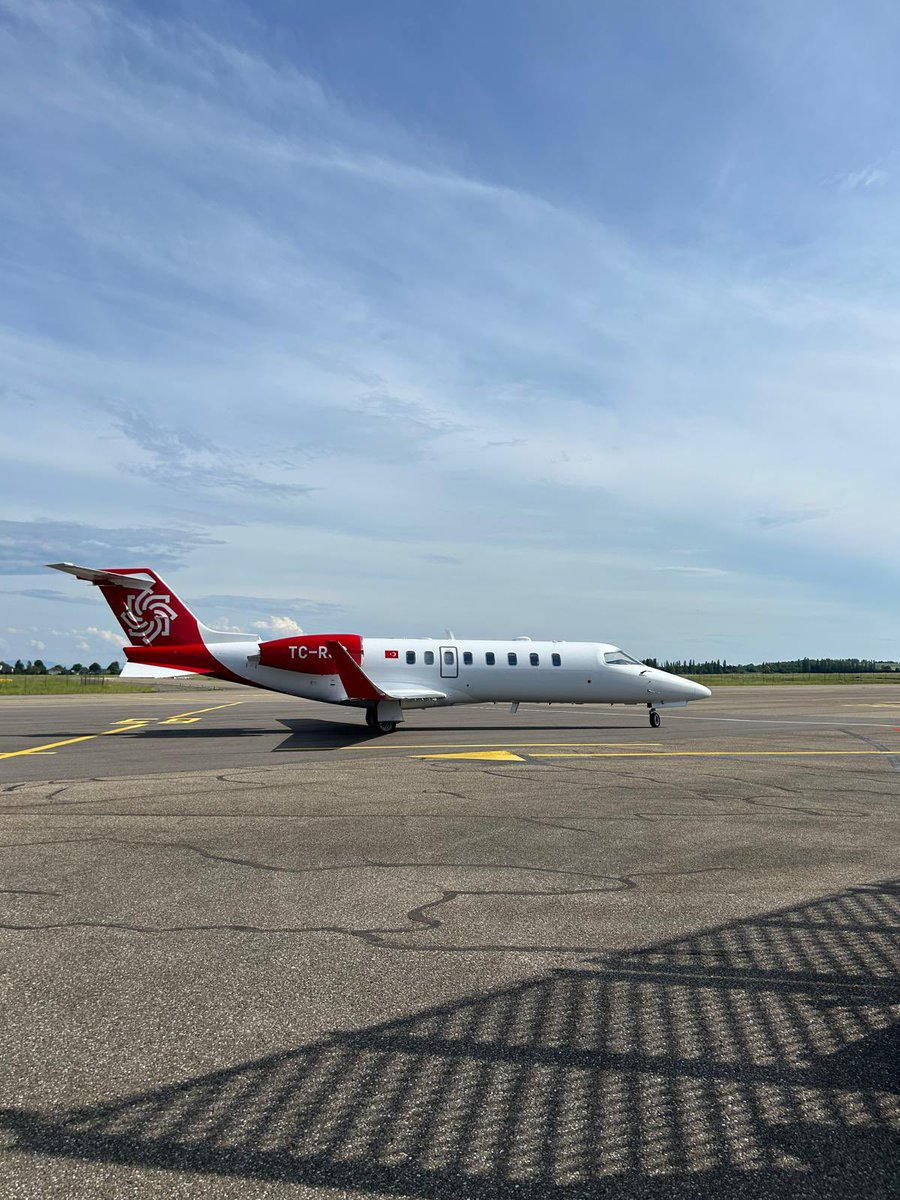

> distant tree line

[
  {"left": 0, "top": 659, "right": 121, "bottom": 675},
  {"left": 640, "top": 658, "right": 898, "bottom": 675}
]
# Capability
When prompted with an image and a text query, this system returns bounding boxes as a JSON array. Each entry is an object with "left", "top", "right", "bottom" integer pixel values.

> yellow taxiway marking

[
  {"left": 840, "top": 703, "right": 900, "bottom": 708},
  {"left": 160, "top": 703, "right": 243, "bottom": 718},
  {"left": 0, "top": 735, "right": 97, "bottom": 759},
  {"left": 0, "top": 702, "right": 243, "bottom": 761},
  {"left": 529, "top": 750, "right": 898, "bottom": 759},
  {"left": 351, "top": 741, "right": 659, "bottom": 751},
  {"left": 416, "top": 750, "right": 526, "bottom": 762}
]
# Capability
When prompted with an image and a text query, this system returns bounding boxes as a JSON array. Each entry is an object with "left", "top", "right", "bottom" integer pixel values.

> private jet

[{"left": 49, "top": 563, "right": 711, "bottom": 733}]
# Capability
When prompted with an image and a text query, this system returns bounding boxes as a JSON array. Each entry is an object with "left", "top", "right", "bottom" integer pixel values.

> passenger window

[
  {"left": 443, "top": 650, "right": 454, "bottom": 666},
  {"left": 529, "top": 652, "right": 539, "bottom": 666},
  {"left": 424, "top": 650, "right": 434, "bottom": 666},
  {"left": 406, "top": 650, "right": 416, "bottom": 665},
  {"left": 551, "top": 653, "right": 561, "bottom": 667},
  {"left": 485, "top": 652, "right": 495, "bottom": 665},
  {"left": 463, "top": 651, "right": 473, "bottom": 665},
  {"left": 508, "top": 652, "right": 518, "bottom": 666}
]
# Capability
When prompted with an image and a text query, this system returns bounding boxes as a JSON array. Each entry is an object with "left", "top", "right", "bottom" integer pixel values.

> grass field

[
  {"left": 0, "top": 675, "right": 155, "bottom": 696},
  {"left": 683, "top": 672, "right": 900, "bottom": 686}
]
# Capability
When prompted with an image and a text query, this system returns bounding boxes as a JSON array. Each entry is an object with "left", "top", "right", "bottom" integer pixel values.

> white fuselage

[{"left": 206, "top": 637, "right": 711, "bottom": 711}]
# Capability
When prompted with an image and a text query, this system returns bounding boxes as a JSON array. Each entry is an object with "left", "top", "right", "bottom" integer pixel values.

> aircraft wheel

[
  {"left": 377, "top": 720, "right": 397, "bottom": 734},
  {"left": 649, "top": 710, "right": 661, "bottom": 729},
  {"left": 365, "top": 709, "right": 378, "bottom": 729}
]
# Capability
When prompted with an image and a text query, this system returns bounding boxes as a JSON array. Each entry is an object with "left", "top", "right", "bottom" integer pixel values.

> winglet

[{"left": 325, "top": 640, "right": 386, "bottom": 702}]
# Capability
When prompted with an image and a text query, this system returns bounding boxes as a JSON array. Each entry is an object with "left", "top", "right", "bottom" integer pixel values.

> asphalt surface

[{"left": 0, "top": 685, "right": 898, "bottom": 1198}]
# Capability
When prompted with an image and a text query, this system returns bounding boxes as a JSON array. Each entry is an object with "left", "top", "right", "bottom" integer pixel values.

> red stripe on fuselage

[{"left": 123, "top": 642, "right": 254, "bottom": 688}]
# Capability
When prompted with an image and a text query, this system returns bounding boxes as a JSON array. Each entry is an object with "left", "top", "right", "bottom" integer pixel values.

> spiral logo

[{"left": 123, "top": 585, "right": 177, "bottom": 644}]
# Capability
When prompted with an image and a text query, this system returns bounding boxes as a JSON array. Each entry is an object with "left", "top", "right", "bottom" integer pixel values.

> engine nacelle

[{"left": 258, "top": 633, "right": 363, "bottom": 674}]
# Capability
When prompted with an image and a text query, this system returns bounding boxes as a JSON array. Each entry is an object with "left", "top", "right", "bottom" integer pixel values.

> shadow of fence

[{"left": 3, "top": 879, "right": 898, "bottom": 1197}]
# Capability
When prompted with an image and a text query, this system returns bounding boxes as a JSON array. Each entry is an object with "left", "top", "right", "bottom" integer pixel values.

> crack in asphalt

[
  {"left": 0, "top": 838, "right": 741, "bottom": 952},
  {"left": 844, "top": 727, "right": 900, "bottom": 773},
  {"left": 0, "top": 888, "right": 58, "bottom": 896}
]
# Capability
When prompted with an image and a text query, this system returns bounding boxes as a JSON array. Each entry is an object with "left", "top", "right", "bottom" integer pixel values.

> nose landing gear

[{"left": 648, "top": 707, "right": 661, "bottom": 729}]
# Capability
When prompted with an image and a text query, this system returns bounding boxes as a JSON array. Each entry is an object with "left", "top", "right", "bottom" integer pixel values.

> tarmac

[{"left": 0, "top": 684, "right": 898, "bottom": 1198}]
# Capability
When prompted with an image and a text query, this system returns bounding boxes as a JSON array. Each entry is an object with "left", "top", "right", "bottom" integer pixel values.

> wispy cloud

[
  {"left": 419, "top": 553, "right": 461, "bottom": 566},
  {"left": 196, "top": 595, "right": 343, "bottom": 618},
  {"left": 0, "top": 587, "right": 93, "bottom": 605},
  {"left": 113, "top": 409, "right": 316, "bottom": 502},
  {"left": 754, "top": 506, "right": 830, "bottom": 530},
  {"left": 655, "top": 567, "right": 730, "bottom": 577},
  {"left": 835, "top": 165, "right": 888, "bottom": 191},
  {"left": 0, "top": 520, "right": 222, "bottom": 575}
]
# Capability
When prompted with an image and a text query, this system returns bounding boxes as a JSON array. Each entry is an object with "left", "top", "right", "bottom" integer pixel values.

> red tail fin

[
  {"left": 47, "top": 563, "right": 251, "bottom": 647},
  {"left": 98, "top": 569, "right": 200, "bottom": 647}
]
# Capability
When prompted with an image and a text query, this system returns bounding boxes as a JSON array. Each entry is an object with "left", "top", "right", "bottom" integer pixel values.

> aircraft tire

[
  {"left": 377, "top": 720, "right": 397, "bottom": 734},
  {"left": 649, "top": 710, "right": 661, "bottom": 729}
]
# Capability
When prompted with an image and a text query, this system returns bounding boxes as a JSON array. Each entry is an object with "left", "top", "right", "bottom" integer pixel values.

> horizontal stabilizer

[
  {"left": 120, "top": 662, "right": 194, "bottom": 679},
  {"left": 48, "top": 562, "right": 152, "bottom": 589}
]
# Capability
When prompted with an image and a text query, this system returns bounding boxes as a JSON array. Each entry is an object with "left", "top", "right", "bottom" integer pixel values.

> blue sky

[{"left": 1, "top": 0, "right": 898, "bottom": 664}]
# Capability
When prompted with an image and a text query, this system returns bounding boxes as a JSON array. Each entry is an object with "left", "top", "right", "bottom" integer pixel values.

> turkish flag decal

[{"left": 384, "top": 649, "right": 399, "bottom": 659}]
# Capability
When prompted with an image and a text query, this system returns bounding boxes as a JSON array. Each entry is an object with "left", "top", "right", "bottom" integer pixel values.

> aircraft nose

[{"left": 652, "top": 671, "right": 711, "bottom": 701}]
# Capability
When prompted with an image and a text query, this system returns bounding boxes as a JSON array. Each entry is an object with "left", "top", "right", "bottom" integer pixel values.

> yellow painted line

[
  {"left": 416, "top": 750, "right": 526, "bottom": 762},
  {"left": 349, "top": 741, "right": 659, "bottom": 751},
  {"left": 529, "top": 750, "right": 898, "bottom": 759},
  {"left": 0, "top": 701, "right": 243, "bottom": 761},
  {"left": 159, "top": 702, "right": 244, "bottom": 718},
  {"left": 0, "top": 735, "right": 97, "bottom": 760}
]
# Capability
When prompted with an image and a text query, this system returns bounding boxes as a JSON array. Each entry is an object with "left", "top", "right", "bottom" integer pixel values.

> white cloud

[
  {"left": 207, "top": 616, "right": 246, "bottom": 633},
  {"left": 252, "top": 616, "right": 304, "bottom": 635},
  {"left": 84, "top": 626, "right": 124, "bottom": 645}
]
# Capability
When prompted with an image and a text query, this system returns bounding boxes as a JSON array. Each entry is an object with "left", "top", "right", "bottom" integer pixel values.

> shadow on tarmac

[
  {"left": 2, "top": 879, "right": 898, "bottom": 1198},
  {"left": 269, "top": 716, "right": 653, "bottom": 754}
]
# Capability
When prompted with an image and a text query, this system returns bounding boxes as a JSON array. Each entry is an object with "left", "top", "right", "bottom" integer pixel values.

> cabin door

[{"left": 440, "top": 646, "right": 458, "bottom": 678}]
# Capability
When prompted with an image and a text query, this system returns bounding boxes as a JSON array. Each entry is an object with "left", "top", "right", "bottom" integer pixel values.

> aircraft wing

[
  {"left": 379, "top": 685, "right": 447, "bottom": 701},
  {"left": 324, "top": 640, "right": 446, "bottom": 703}
]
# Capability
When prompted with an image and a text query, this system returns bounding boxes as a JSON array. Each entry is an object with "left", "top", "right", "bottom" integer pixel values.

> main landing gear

[
  {"left": 366, "top": 709, "right": 397, "bottom": 734},
  {"left": 648, "top": 707, "right": 661, "bottom": 729}
]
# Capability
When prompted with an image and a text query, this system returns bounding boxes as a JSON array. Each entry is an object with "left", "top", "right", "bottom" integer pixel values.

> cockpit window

[{"left": 603, "top": 650, "right": 642, "bottom": 666}]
